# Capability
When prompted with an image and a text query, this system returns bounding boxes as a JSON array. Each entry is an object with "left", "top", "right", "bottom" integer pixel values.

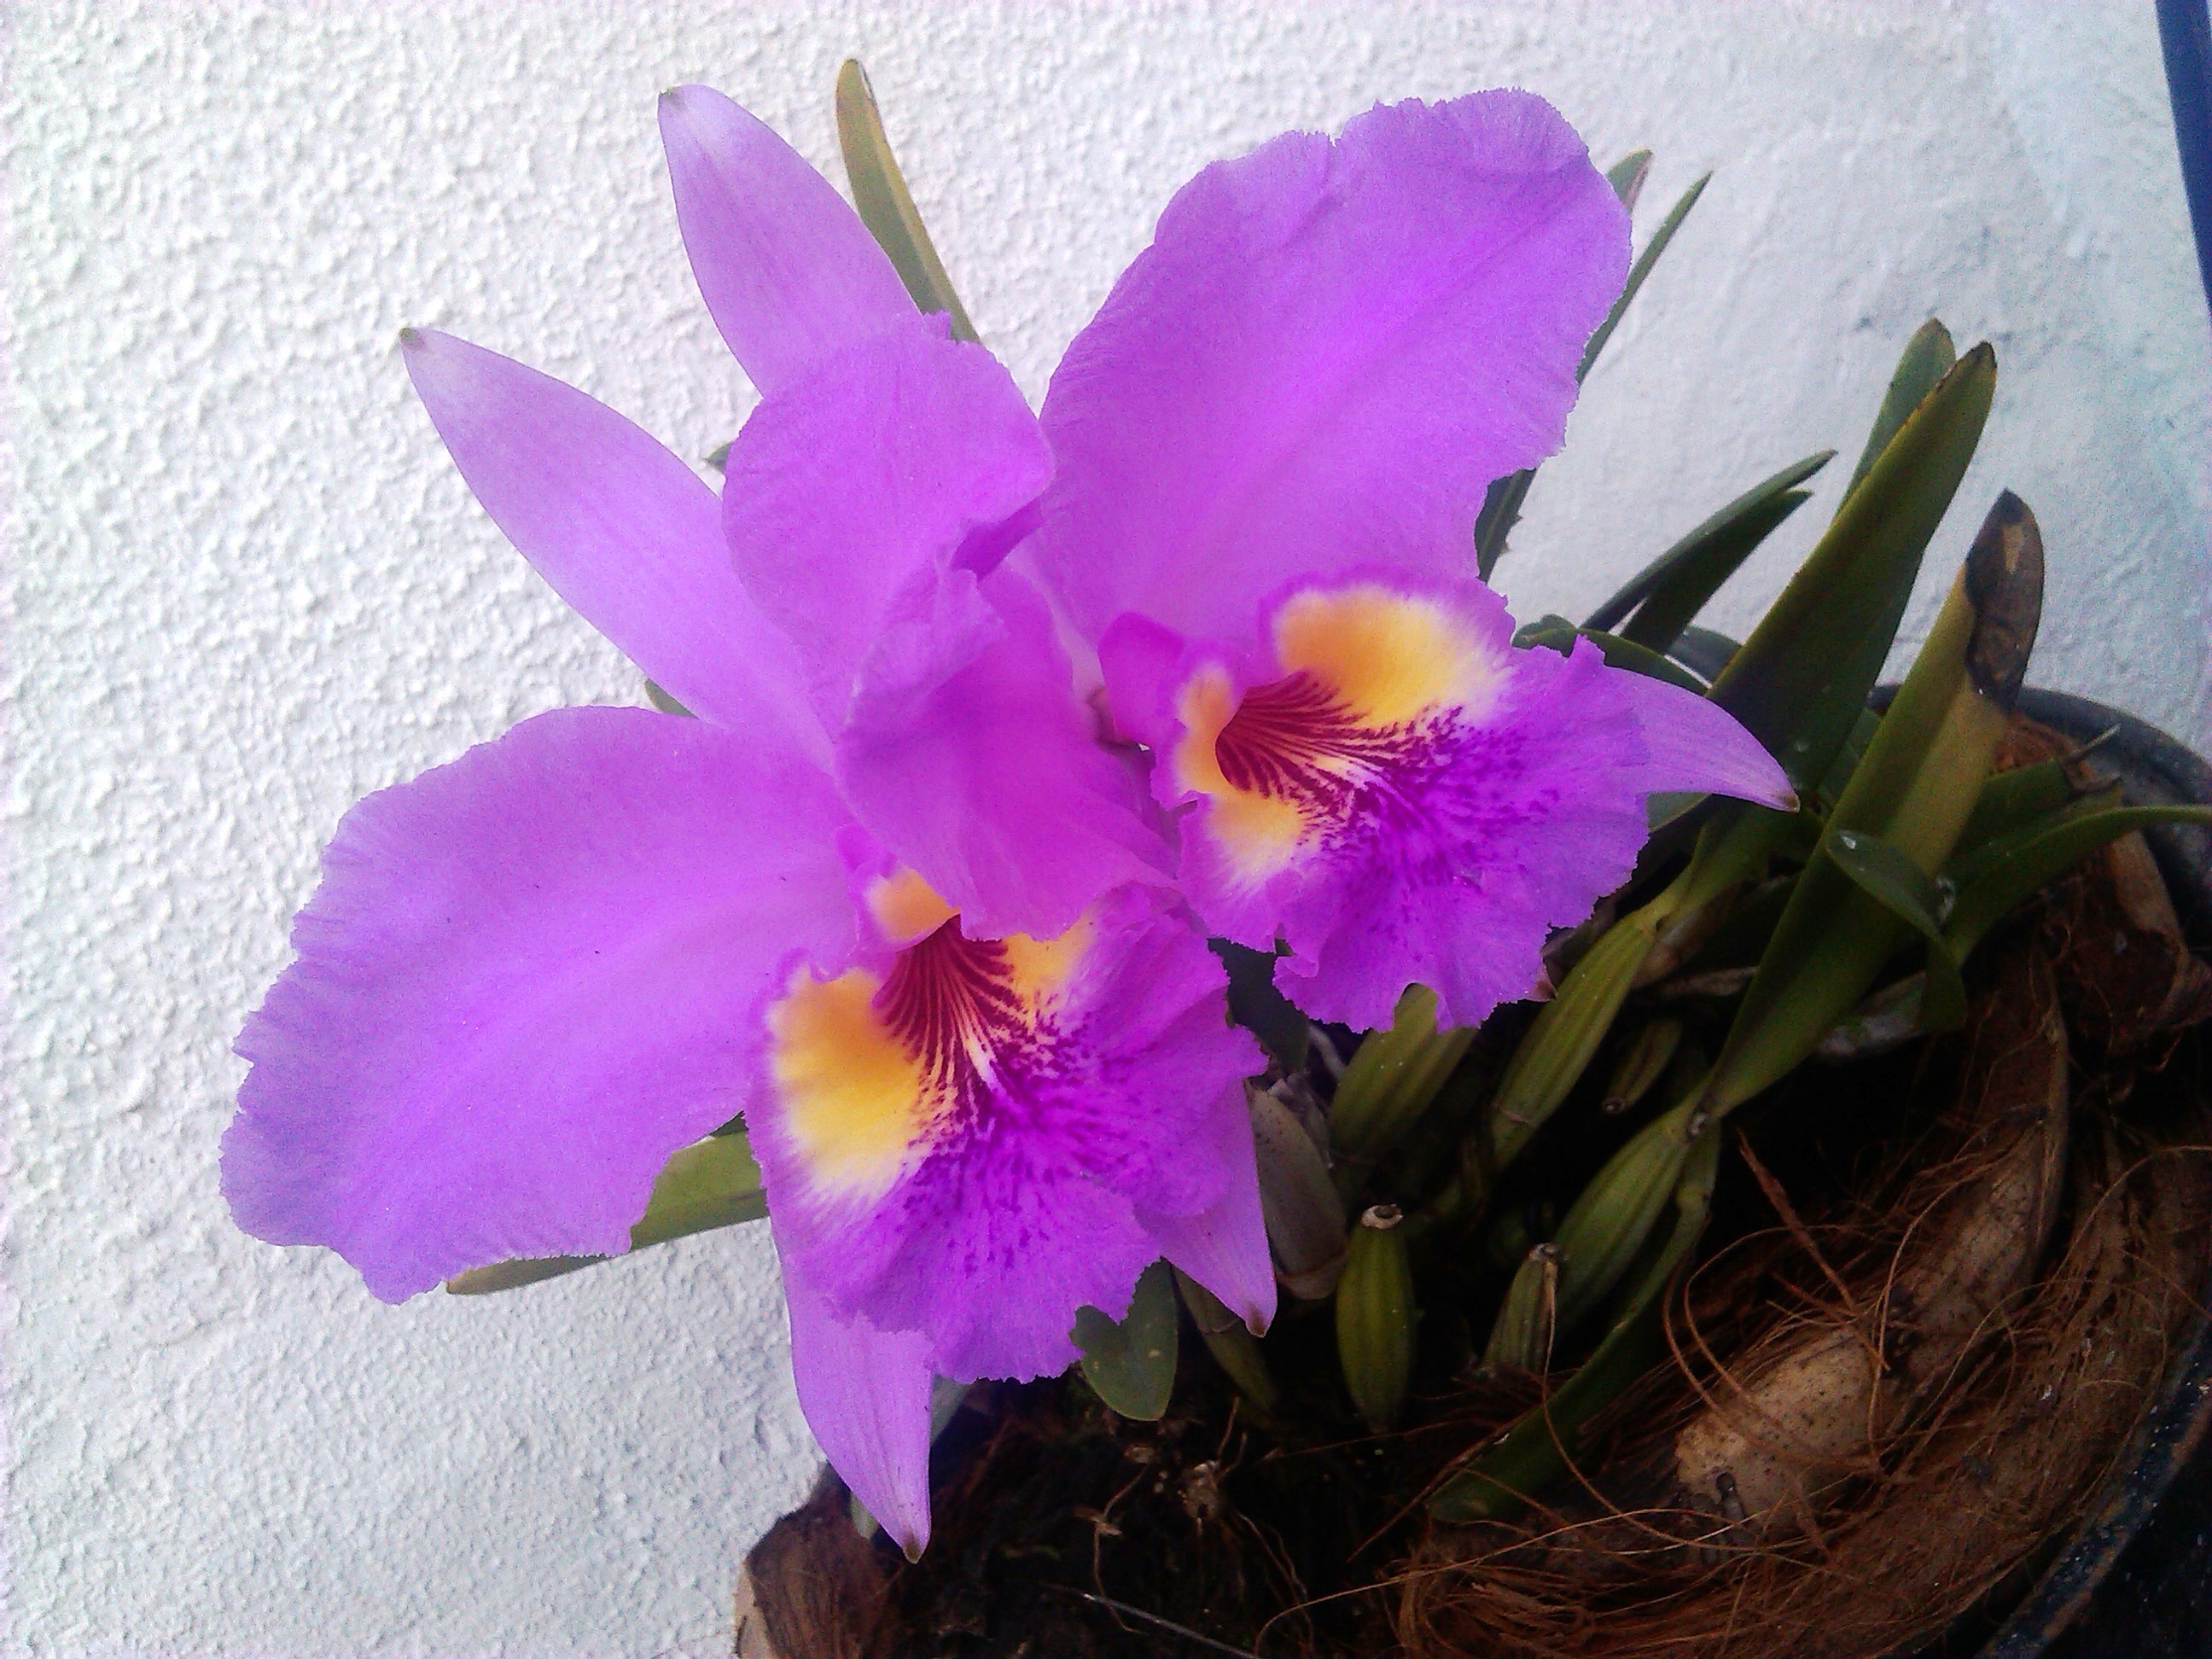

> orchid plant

[{"left": 222, "top": 69, "right": 1799, "bottom": 1557}]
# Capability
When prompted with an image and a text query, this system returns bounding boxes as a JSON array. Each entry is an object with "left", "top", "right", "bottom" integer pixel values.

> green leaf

[
  {"left": 1173, "top": 1268, "right": 1280, "bottom": 1412},
  {"left": 1482, "top": 1243, "right": 1561, "bottom": 1372},
  {"left": 1602, "top": 1016, "right": 1685, "bottom": 1115},
  {"left": 1337, "top": 1208, "right": 1417, "bottom": 1430},
  {"left": 1582, "top": 629, "right": 1711, "bottom": 692},
  {"left": 835, "top": 60, "right": 979, "bottom": 342},
  {"left": 1476, "top": 172, "right": 1709, "bottom": 581},
  {"left": 1699, "top": 493, "right": 2043, "bottom": 1120},
  {"left": 1944, "top": 804, "right": 2212, "bottom": 958},
  {"left": 1074, "top": 1260, "right": 1179, "bottom": 1421},
  {"left": 1605, "top": 148, "right": 1653, "bottom": 211},
  {"left": 643, "top": 679, "right": 693, "bottom": 717},
  {"left": 1514, "top": 615, "right": 1710, "bottom": 694},
  {"left": 1431, "top": 1126, "right": 1720, "bottom": 1522},
  {"left": 1474, "top": 469, "right": 1535, "bottom": 582},
  {"left": 703, "top": 440, "right": 731, "bottom": 472},
  {"left": 1829, "top": 829, "right": 1967, "bottom": 1030},
  {"left": 1577, "top": 172, "right": 1710, "bottom": 382},
  {"left": 1956, "top": 754, "right": 2098, "bottom": 855},
  {"left": 1582, "top": 451, "right": 1833, "bottom": 645},
  {"left": 445, "top": 1132, "right": 766, "bottom": 1294},
  {"left": 1511, "top": 614, "right": 1580, "bottom": 653},
  {"left": 1827, "top": 829, "right": 1947, "bottom": 935},
  {"left": 1707, "top": 343, "right": 1997, "bottom": 791},
  {"left": 1845, "top": 319, "right": 1956, "bottom": 499}
]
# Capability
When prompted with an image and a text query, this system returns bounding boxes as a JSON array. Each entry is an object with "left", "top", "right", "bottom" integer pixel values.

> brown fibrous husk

[{"left": 1396, "top": 948, "right": 2212, "bottom": 1659}]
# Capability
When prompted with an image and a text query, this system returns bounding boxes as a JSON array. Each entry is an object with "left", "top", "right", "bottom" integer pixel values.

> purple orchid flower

[
  {"left": 221, "top": 86, "right": 1277, "bottom": 1558},
  {"left": 1020, "top": 96, "right": 1796, "bottom": 1031},
  {"left": 224, "top": 75, "right": 1791, "bottom": 1558}
]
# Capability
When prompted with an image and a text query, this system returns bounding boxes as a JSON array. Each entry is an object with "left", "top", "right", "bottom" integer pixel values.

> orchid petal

[
  {"left": 1137, "top": 1086, "right": 1276, "bottom": 1336},
  {"left": 780, "top": 1249, "right": 934, "bottom": 1560},
  {"left": 401, "top": 329, "right": 824, "bottom": 756},
  {"left": 722, "top": 310, "right": 1052, "bottom": 724},
  {"left": 1033, "top": 91, "right": 1629, "bottom": 653},
  {"left": 1610, "top": 667, "right": 1796, "bottom": 808},
  {"left": 224, "top": 706, "right": 855, "bottom": 1302},
  {"left": 837, "top": 568, "right": 1170, "bottom": 939},
  {"left": 1096, "top": 612, "right": 1190, "bottom": 748},
  {"left": 750, "top": 886, "right": 1266, "bottom": 1386},
  {"left": 658, "top": 84, "right": 914, "bottom": 398}
]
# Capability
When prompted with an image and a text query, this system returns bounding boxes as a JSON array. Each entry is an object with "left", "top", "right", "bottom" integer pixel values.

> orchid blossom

[
  {"left": 1020, "top": 96, "right": 1794, "bottom": 1031},
  {"left": 224, "top": 79, "right": 1791, "bottom": 1557},
  {"left": 222, "top": 88, "right": 1273, "bottom": 1558}
]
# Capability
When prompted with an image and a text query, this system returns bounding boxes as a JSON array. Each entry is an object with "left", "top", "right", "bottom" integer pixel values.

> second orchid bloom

[{"left": 223, "top": 83, "right": 1789, "bottom": 1555}]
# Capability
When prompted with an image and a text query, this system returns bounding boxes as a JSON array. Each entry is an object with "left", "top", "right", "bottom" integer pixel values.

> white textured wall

[{"left": 8, "top": 2, "right": 2207, "bottom": 1653}]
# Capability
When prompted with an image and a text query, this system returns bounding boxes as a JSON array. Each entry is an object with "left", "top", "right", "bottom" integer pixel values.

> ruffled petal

[
  {"left": 1138, "top": 573, "right": 1784, "bottom": 1031},
  {"left": 224, "top": 706, "right": 855, "bottom": 1302},
  {"left": 658, "top": 84, "right": 915, "bottom": 398},
  {"left": 721, "top": 310, "right": 1053, "bottom": 724},
  {"left": 837, "top": 568, "right": 1171, "bottom": 940},
  {"left": 1033, "top": 91, "right": 1629, "bottom": 652},
  {"left": 749, "top": 884, "right": 1265, "bottom": 1384},
  {"left": 401, "top": 329, "right": 824, "bottom": 755},
  {"left": 780, "top": 1246, "right": 935, "bottom": 1559}
]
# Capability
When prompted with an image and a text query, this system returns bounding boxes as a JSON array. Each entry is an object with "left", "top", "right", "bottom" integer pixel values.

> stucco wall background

[{"left": 7, "top": 1, "right": 2208, "bottom": 1653}]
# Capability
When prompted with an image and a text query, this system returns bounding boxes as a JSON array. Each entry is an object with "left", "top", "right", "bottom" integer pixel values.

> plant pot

[{"left": 736, "top": 684, "right": 2212, "bottom": 1659}]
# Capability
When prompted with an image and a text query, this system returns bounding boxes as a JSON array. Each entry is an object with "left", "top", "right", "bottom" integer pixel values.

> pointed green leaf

[
  {"left": 1827, "top": 829, "right": 1947, "bottom": 936},
  {"left": 445, "top": 1132, "right": 766, "bottom": 1294},
  {"left": 1515, "top": 614, "right": 1711, "bottom": 693},
  {"left": 1605, "top": 148, "right": 1653, "bottom": 210},
  {"left": 1329, "top": 986, "right": 1473, "bottom": 1169},
  {"left": 1511, "top": 613, "right": 1580, "bottom": 653},
  {"left": 703, "top": 440, "right": 731, "bottom": 472},
  {"left": 1602, "top": 1016, "right": 1685, "bottom": 1115},
  {"left": 1173, "top": 1268, "right": 1280, "bottom": 1412},
  {"left": 1581, "top": 628, "right": 1712, "bottom": 691},
  {"left": 643, "top": 679, "right": 694, "bottom": 718},
  {"left": 1945, "top": 804, "right": 2212, "bottom": 958},
  {"left": 1488, "top": 909, "right": 1661, "bottom": 1168},
  {"left": 1845, "top": 318, "right": 1956, "bottom": 499},
  {"left": 835, "top": 60, "right": 978, "bottom": 342},
  {"left": 1957, "top": 757, "right": 2083, "bottom": 855},
  {"left": 1074, "top": 1260, "right": 1179, "bottom": 1420},
  {"left": 1547, "top": 1103, "right": 1694, "bottom": 1337},
  {"left": 1707, "top": 344, "right": 1997, "bottom": 790},
  {"left": 1829, "top": 829, "right": 1967, "bottom": 1029},
  {"left": 1582, "top": 451, "right": 1832, "bottom": 647},
  {"left": 1475, "top": 172, "right": 1709, "bottom": 581},
  {"left": 1474, "top": 468, "right": 1535, "bottom": 581},
  {"left": 1482, "top": 1243, "right": 1561, "bottom": 1372},
  {"left": 1701, "top": 494, "right": 2042, "bottom": 1119},
  {"left": 1576, "top": 172, "right": 1709, "bottom": 381}
]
